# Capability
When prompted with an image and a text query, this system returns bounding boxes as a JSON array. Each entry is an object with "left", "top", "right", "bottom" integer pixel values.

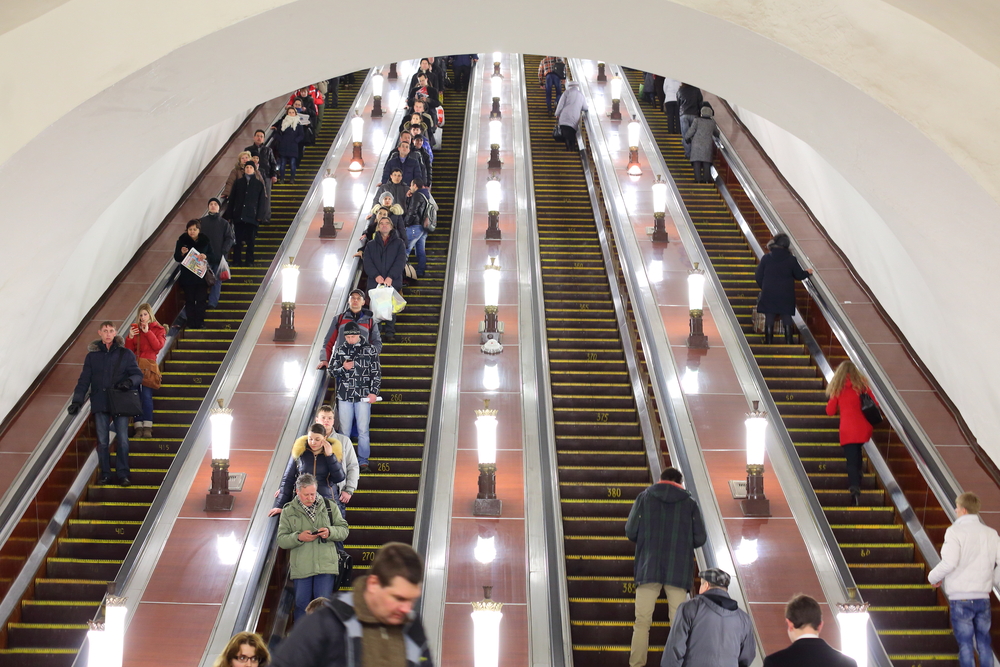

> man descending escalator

[{"left": 329, "top": 322, "right": 381, "bottom": 473}]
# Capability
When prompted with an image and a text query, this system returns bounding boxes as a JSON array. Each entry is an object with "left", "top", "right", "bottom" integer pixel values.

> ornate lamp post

[
  {"left": 349, "top": 114, "right": 364, "bottom": 171},
  {"left": 274, "top": 258, "right": 299, "bottom": 341},
  {"left": 371, "top": 72, "right": 384, "bottom": 118},
  {"left": 490, "top": 73, "right": 502, "bottom": 120},
  {"left": 471, "top": 586, "right": 504, "bottom": 667},
  {"left": 206, "top": 399, "right": 235, "bottom": 511},
  {"left": 626, "top": 115, "right": 642, "bottom": 176},
  {"left": 742, "top": 401, "right": 770, "bottom": 516},
  {"left": 651, "top": 175, "right": 669, "bottom": 243},
  {"left": 610, "top": 75, "right": 623, "bottom": 121},
  {"left": 473, "top": 400, "right": 501, "bottom": 516},
  {"left": 687, "top": 263, "right": 708, "bottom": 348},
  {"left": 485, "top": 177, "right": 502, "bottom": 240},
  {"left": 320, "top": 171, "right": 338, "bottom": 238}
]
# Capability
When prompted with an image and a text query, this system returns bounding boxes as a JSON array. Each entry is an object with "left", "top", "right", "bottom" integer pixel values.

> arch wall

[{"left": 2, "top": 0, "right": 1000, "bottom": 459}]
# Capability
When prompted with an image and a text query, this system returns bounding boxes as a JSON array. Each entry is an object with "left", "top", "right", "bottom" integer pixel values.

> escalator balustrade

[
  {"left": 0, "top": 74, "right": 366, "bottom": 667},
  {"left": 624, "top": 68, "right": 956, "bottom": 667}
]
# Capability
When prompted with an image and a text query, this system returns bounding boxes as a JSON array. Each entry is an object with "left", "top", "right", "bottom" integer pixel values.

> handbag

[
  {"left": 204, "top": 267, "right": 217, "bottom": 287},
  {"left": 552, "top": 124, "right": 563, "bottom": 141},
  {"left": 323, "top": 499, "right": 353, "bottom": 591},
  {"left": 107, "top": 349, "right": 143, "bottom": 417},
  {"left": 860, "top": 392, "right": 883, "bottom": 426},
  {"left": 751, "top": 307, "right": 784, "bottom": 335},
  {"left": 134, "top": 331, "right": 162, "bottom": 390}
]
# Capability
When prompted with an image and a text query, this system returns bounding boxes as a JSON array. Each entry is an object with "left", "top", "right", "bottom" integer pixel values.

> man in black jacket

[
  {"left": 677, "top": 83, "right": 704, "bottom": 159},
  {"left": 200, "top": 197, "right": 234, "bottom": 308},
  {"left": 245, "top": 129, "right": 278, "bottom": 222},
  {"left": 270, "top": 542, "right": 433, "bottom": 667},
  {"left": 69, "top": 322, "right": 143, "bottom": 486},
  {"left": 763, "top": 595, "right": 857, "bottom": 667},
  {"left": 228, "top": 162, "right": 267, "bottom": 264}
]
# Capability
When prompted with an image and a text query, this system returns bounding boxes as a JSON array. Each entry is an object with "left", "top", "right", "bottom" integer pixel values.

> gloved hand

[
  {"left": 67, "top": 403, "right": 81, "bottom": 416},
  {"left": 114, "top": 379, "right": 132, "bottom": 391}
]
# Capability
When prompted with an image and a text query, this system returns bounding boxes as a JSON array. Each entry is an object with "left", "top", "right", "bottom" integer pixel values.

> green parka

[{"left": 277, "top": 496, "right": 350, "bottom": 580}]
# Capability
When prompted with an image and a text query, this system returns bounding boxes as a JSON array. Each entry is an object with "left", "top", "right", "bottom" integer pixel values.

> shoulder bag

[
  {"left": 324, "top": 498, "right": 353, "bottom": 591},
  {"left": 107, "top": 348, "right": 143, "bottom": 417},
  {"left": 135, "top": 331, "right": 162, "bottom": 390},
  {"left": 860, "top": 391, "right": 882, "bottom": 426}
]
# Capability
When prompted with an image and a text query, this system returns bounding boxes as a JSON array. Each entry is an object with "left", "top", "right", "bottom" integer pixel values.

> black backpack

[{"left": 554, "top": 60, "right": 566, "bottom": 79}]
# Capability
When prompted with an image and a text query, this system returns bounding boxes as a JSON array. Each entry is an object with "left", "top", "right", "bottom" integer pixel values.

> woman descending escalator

[
  {"left": 124, "top": 302, "right": 165, "bottom": 438},
  {"left": 754, "top": 233, "right": 812, "bottom": 344},
  {"left": 174, "top": 219, "right": 212, "bottom": 329},
  {"left": 825, "top": 360, "right": 878, "bottom": 506}
]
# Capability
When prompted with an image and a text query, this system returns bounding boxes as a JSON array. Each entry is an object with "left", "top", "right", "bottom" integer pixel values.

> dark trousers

[
  {"left": 561, "top": 125, "right": 578, "bottom": 151},
  {"left": 328, "top": 77, "right": 339, "bottom": 108},
  {"left": 664, "top": 101, "right": 680, "bottom": 134},
  {"left": 381, "top": 312, "right": 397, "bottom": 336},
  {"left": 233, "top": 222, "right": 257, "bottom": 264},
  {"left": 182, "top": 282, "right": 208, "bottom": 328},
  {"left": 843, "top": 443, "right": 864, "bottom": 491},
  {"left": 680, "top": 114, "right": 697, "bottom": 158},
  {"left": 545, "top": 73, "right": 563, "bottom": 113},
  {"left": 453, "top": 65, "right": 471, "bottom": 92},
  {"left": 692, "top": 161, "right": 712, "bottom": 183},
  {"left": 764, "top": 312, "right": 794, "bottom": 342},
  {"left": 261, "top": 177, "right": 273, "bottom": 222}
]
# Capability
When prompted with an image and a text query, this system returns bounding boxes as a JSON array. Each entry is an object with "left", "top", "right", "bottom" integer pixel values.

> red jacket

[
  {"left": 124, "top": 322, "right": 166, "bottom": 361},
  {"left": 825, "top": 377, "right": 877, "bottom": 445}
]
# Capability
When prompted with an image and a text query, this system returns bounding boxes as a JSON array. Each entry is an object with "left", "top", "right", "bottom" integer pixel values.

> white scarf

[{"left": 281, "top": 114, "right": 300, "bottom": 131}]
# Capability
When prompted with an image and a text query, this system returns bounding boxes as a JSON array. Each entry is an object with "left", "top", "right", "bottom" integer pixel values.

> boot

[
  {"left": 785, "top": 327, "right": 795, "bottom": 345},
  {"left": 849, "top": 486, "right": 861, "bottom": 506},
  {"left": 763, "top": 328, "right": 774, "bottom": 345},
  {"left": 145, "top": 423, "right": 153, "bottom": 439}
]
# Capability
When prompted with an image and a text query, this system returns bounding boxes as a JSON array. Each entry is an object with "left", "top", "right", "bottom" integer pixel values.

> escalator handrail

[
  {"left": 0, "top": 99, "right": 291, "bottom": 557},
  {"left": 605, "top": 63, "right": 892, "bottom": 667},
  {"left": 711, "top": 114, "right": 963, "bottom": 524}
]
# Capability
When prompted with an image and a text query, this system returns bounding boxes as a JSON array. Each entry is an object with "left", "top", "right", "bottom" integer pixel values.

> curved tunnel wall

[{"left": 2, "top": 0, "right": 1000, "bottom": 462}]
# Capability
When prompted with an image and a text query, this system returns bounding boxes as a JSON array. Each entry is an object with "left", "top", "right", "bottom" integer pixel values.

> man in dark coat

[
  {"left": 626, "top": 467, "right": 707, "bottom": 667},
  {"left": 754, "top": 233, "right": 813, "bottom": 344},
  {"left": 381, "top": 140, "right": 425, "bottom": 186},
  {"left": 228, "top": 162, "right": 267, "bottom": 265},
  {"left": 69, "top": 321, "right": 143, "bottom": 486},
  {"left": 661, "top": 568, "right": 755, "bottom": 667},
  {"left": 269, "top": 542, "right": 433, "bottom": 667},
  {"left": 677, "top": 83, "right": 704, "bottom": 159},
  {"left": 362, "top": 217, "right": 407, "bottom": 340},
  {"left": 200, "top": 197, "right": 234, "bottom": 308},
  {"left": 451, "top": 54, "right": 477, "bottom": 92},
  {"left": 763, "top": 594, "right": 856, "bottom": 667},
  {"left": 245, "top": 129, "right": 278, "bottom": 222}
]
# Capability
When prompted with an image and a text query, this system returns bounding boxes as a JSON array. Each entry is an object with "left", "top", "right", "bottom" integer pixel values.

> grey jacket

[
  {"left": 683, "top": 116, "right": 719, "bottom": 163},
  {"left": 661, "top": 589, "right": 755, "bottom": 667}
]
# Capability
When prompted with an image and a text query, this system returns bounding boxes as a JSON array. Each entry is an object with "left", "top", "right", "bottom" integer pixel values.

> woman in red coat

[
  {"left": 825, "top": 360, "right": 877, "bottom": 505},
  {"left": 124, "top": 303, "right": 166, "bottom": 438}
]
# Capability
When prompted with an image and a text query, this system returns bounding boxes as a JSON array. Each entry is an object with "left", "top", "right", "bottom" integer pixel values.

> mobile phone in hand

[{"left": 310, "top": 530, "right": 321, "bottom": 535}]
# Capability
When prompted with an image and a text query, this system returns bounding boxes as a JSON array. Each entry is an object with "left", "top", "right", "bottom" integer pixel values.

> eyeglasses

[{"left": 234, "top": 655, "right": 261, "bottom": 664}]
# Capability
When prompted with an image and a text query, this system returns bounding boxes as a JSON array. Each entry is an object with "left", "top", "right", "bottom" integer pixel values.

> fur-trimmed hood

[{"left": 87, "top": 335, "right": 125, "bottom": 353}]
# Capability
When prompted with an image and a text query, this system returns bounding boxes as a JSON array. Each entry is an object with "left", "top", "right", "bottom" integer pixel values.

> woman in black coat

[
  {"left": 272, "top": 107, "right": 306, "bottom": 183},
  {"left": 174, "top": 219, "right": 213, "bottom": 329},
  {"left": 754, "top": 233, "right": 812, "bottom": 344},
  {"left": 362, "top": 217, "right": 407, "bottom": 340},
  {"left": 227, "top": 162, "right": 267, "bottom": 265}
]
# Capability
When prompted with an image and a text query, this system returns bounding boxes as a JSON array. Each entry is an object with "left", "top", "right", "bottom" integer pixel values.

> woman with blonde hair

[
  {"left": 212, "top": 631, "right": 270, "bottom": 667},
  {"left": 222, "top": 151, "right": 258, "bottom": 202},
  {"left": 124, "top": 302, "right": 165, "bottom": 438},
  {"left": 825, "top": 360, "right": 878, "bottom": 506}
]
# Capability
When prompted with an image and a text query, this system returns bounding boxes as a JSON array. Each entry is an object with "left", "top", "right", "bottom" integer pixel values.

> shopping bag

[
  {"left": 369, "top": 285, "right": 395, "bottom": 322},
  {"left": 218, "top": 257, "right": 231, "bottom": 281},
  {"left": 391, "top": 288, "right": 407, "bottom": 314},
  {"left": 751, "top": 307, "right": 783, "bottom": 335}
]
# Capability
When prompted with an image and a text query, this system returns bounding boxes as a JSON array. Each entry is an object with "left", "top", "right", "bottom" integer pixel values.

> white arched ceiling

[{"left": 2, "top": 0, "right": 1000, "bottom": 460}]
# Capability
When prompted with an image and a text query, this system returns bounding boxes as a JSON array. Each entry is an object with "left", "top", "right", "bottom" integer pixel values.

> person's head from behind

[
  {"left": 214, "top": 631, "right": 269, "bottom": 667},
  {"left": 697, "top": 568, "right": 730, "bottom": 594},
  {"left": 365, "top": 542, "right": 424, "bottom": 625},
  {"left": 767, "top": 233, "right": 790, "bottom": 250},
  {"left": 305, "top": 597, "right": 327, "bottom": 615},
  {"left": 390, "top": 168, "right": 403, "bottom": 184},
  {"left": 295, "top": 473, "right": 318, "bottom": 505},
  {"left": 660, "top": 467, "right": 683, "bottom": 484},
  {"left": 98, "top": 321, "right": 117, "bottom": 346},
  {"left": 186, "top": 219, "right": 201, "bottom": 240},
  {"left": 253, "top": 129, "right": 266, "bottom": 146},
  {"left": 956, "top": 491, "right": 981, "bottom": 517},
  {"left": 315, "top": 405, "right": 335, "bottom": 433},
  {"left": 306, "top": 423, "right": 327, "bottom": 453},
  {"left": 784, "top": 594, "right": 823, "bottom": 640},
  {"left": 825, "top": 360, "right": 869, "bottom": 398}
]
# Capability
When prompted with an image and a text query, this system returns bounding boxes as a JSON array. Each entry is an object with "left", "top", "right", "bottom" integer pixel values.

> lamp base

[
  {"left": 479, "top": 321, "right": 504, "bottom": 345},
  {"left": 206, "top": 493, "right": 235, "bottom": 512},
  {"left": 651, "top": 228, "right": 669, "bottom": 243},
  {"left": 274, "top": 326, "right": 297, "bottom": 342},
  {"left": 687, "top": 333, "right": 709, "bottom": 349},
  {"left": 741, "top": 497, "right": 770, "bottom": 517},
  {"left": 474, "top": 498, "right": 503, "bottom": 517},
  {"left": 320, "top": 207, "right": 338, "bottom": 238}
]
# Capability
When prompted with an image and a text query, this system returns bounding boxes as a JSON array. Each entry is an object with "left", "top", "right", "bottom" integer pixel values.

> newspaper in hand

[{"left": 181, "top": 247, "right": 208, "bottom": 278}]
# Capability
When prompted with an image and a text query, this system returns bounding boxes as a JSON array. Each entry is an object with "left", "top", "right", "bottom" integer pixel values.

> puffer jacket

[
  {"left": 71, "top": 336, "right": 144, "bottom": 414},
  {"left": 277, "top": 495, "right": 350, "bottom": 580},
  {"left": 661, "top": 589, "right": 756, "bottom": 667},
  {"left": 273, "top": 436, "right": 347, "bottom": 508}
]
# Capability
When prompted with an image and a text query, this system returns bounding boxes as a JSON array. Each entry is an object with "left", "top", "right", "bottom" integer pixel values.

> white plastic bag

[{"left": 369, "top": 285, "right": 405, "bottom": 322}]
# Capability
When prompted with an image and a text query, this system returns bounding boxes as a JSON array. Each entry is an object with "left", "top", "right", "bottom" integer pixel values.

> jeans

[
  {"left": 843, "top": 442, "right": 865, "bottom": 491},
  {"left": 139, "top": 385, "right": 154, "bottom": 423},
  {"left": 278, "top": 156, "right": 298, "bottom": 181},
  {"left": 680, "top": 114, "right": 697, "bottom": 158},
  {"left": 293, "top": 573, "right": 335, "bottom": 621},
  {"left": 405, "top": 225, "right": 427, "bottom": 276},
  {"left": 629, "top": 583, "right": 687, "bottom": 667},
  {"left": 208, "top": 262, "right": 222, "bottom": 307},
  {"left": 338, "top": 400, "right": 371, "bottom": 465},
  {"left": 94, "top": 412, "right": 131, "bottom": 480},
  {"left": 545, "top": 73, "right": 562, "bottom": 112},
  {"left": 950, "top": 598, "right": 992, "bottom": 667}
]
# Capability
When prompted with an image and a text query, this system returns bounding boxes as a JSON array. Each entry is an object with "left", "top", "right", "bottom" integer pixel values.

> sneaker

[
  {"left": 119, "top": 478, "right": 131, "bottom": 487},
  {"left": 359, "top": 464, "right": 371, "bottom": 474}
]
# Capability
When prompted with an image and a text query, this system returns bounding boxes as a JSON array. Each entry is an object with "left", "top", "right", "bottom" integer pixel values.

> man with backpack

[
  {"left": 538, "top": 56, "right": 566, "bottom": 116},
  {"left": 402, "top": 178, "right": 436, "bottom": 279},
  {"left": 317, "top": 289, "right": 382, "bottom": 370}
]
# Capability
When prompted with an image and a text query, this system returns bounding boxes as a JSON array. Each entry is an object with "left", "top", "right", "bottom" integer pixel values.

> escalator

[
  {"left": 0, "top": 73, "right": 366, "bottom": 667},
  {"left": 313, "top": 86, "right": 468, "bottom": 584},
  {"left": 624, "top": 69, "right": 956, "bottom": 667},
  {"left": 524, "top": 55, "right": 665, "bottom": 667}
]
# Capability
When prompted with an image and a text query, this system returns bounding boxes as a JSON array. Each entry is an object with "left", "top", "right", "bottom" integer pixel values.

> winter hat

[
  {"left": 343, "top": 322, "right": 362, "bottom": 335},
  {"left": 699, "top": 568, "right": 731, "bottom": 589},
  {"left": 208, "top": 197, "right": 222, "bottom": 207}
]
